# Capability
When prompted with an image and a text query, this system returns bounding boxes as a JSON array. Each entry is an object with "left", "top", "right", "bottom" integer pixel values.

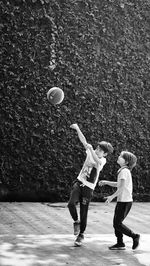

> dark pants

[
  {"left": 67, "top": 181, "right": 93, "bottom": 234},
  {"left": 113, "top": 202, "right": 136, "bottom": 244}
]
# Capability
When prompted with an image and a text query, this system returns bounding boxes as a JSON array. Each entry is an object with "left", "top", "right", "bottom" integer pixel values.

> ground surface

[{"left": 0, "top": 202, "right": 150, "bottom": 266}]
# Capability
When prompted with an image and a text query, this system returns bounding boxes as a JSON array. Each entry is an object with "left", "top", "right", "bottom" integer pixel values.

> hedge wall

[{"left": 0, "top": 0, "right": 150, "bottom": 201}]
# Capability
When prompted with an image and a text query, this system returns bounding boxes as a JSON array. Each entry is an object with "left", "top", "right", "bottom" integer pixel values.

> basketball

[{"left": 47, "top": 87, "right": 64, "bottom": 105}]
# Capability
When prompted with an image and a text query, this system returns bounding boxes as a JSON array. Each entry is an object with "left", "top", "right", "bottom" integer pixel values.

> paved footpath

[{"left": 0, "top": 202, "right": 150, "bottom": 266}]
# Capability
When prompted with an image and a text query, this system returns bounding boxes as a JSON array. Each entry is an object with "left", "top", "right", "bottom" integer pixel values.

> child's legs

[
  {"left": 113, "top": 202, "right": 135, "bottom": 242},
  {"left": 67, "top": 181, "right": 81, "bottom": 221},
  {"left": 80, "top": 186, "right": 93, "bottom": 234},
  {"left": 79, "top": 198, "right": 90, "bottom": 234}
]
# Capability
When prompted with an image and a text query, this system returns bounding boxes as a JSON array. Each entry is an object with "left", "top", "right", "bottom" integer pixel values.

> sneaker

[
  {"left": 73, "top": 221, "right": 80, "bottom": 235},
  {"left": 109, "top": 243, "right": 126, "bottom": 250},
  {"left": 74, "top": 233, "right": 84, "bottom": 246},
  {"left": 132, "top": 234, "right": 140, "bottom": 250}
]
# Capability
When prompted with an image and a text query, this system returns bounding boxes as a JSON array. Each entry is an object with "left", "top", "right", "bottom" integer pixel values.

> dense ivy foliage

[{"left": 0, "top": 0, "right": 150, "bottom": 201}]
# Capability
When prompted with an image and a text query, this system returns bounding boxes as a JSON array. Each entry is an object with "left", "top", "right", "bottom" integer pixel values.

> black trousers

[
  {"left": 67, "top": 181, "right": 93, "bottom": 234},
  {"left": 113, "top": 202, "right": 136, "bottom": 243}
]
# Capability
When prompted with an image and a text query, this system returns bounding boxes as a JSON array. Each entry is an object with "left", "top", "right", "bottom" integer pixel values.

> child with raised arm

[
  {"left": 68, "top": 123, "right": 113, "bottom": 246},
  {"left": 99, "top": 151, "right": 140, "bottom": 250}
]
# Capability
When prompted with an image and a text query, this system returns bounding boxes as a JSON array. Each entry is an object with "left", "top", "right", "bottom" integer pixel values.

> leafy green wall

[{"left": 0, "top": 0, "right": 150, "bottom": 201}]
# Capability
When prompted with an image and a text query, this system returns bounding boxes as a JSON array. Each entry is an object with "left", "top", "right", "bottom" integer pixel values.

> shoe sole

[{"left": 109, "top": 247, "right": 126, "bottom": 250}]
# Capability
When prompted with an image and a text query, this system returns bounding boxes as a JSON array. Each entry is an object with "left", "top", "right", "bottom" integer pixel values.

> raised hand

[{"left": 70, "top": 123, "right": 79, "bottom": 130}]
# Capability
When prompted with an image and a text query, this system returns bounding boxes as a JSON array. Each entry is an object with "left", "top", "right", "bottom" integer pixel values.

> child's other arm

[
  {"left": 70, "top": 123, "right": 88, "bottom": 148},
  {"left": 105, "top": 179, "right": 125, "bottom": 203},
  {"left": 99, "top": 180, "right": 117, "bottom": 187}
]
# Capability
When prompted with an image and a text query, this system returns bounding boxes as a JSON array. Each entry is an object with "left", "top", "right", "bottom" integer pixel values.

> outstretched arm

[
  {"left": 70, "top": 123, "right": 88, "bottom": 149},
  {"left": 99, "top": 180, "right": 117, "bottom": 187},
  {"left": 105, "top": 179, "right": 125, "bottom": 203}
]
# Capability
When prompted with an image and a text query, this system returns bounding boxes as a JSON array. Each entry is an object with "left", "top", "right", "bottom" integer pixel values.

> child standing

[
  {"left": 99, "top": 151, "right": 140, "bottom": 250},
  {"left": 68, "top": 123, "right": 113, "bottom": 246}
]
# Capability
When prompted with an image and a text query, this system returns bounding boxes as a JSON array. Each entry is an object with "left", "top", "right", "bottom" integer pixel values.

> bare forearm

[
  {"left": 76, "top": 127, "right": 87, "bottom": 146},
  {"left": 107, "top": 181, "right": 117, "bottom": 187},
  {"left": 109, "top": 187, "right": 123, "bottom": 199},
  {"left": 80, "top": 177, "right": 95, "bottom": 190},
  {"left": 99, "top": 180, "right": 117, "bottom": 187}
]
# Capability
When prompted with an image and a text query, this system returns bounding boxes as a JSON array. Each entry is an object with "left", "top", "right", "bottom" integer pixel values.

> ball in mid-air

[{"left": 47, "top": 87, "right": 64, "bottom": 105}]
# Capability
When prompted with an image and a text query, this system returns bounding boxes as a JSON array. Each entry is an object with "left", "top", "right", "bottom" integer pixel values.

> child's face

[
  {"left": 117, "top": 153, "right": 126, "bottom": 167},
  {"left": 95, "top": 147, "right": 106, "bottom": 158}
]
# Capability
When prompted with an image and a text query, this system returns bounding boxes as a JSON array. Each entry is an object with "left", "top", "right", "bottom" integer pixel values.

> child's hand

[
  {"left": 104, "top": 196, "right": 113, "bottom": 204},
  {"left": 70, "top": 123, "right": 79, "bottom": 130},
  {"left": 86, "top": 143, "right": 93, "bottom": 149},
  {"left": 99, "top": 180, "right": 107, "bottom": 186}
]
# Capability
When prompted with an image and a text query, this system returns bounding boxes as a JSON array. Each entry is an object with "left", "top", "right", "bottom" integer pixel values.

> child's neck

[{"left": 120, "top": 164, "right": 127, "bottom": 168}]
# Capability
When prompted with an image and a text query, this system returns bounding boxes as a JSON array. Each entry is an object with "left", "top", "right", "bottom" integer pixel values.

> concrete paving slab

[{"left": 0, "top": 202, "right": 150, "bottom": 265}]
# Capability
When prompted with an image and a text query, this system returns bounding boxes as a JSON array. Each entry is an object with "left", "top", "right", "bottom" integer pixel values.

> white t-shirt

[
  {"left": 117, "top": 166, "right": 133, "bottom": 202},
  {"left": 77, "top": 149, "right": 106, "bottom": 190}
]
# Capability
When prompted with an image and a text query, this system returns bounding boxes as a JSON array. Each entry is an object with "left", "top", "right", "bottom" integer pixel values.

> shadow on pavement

[{"left": 0, "top": 234, "right": 149, "bottom": 266}]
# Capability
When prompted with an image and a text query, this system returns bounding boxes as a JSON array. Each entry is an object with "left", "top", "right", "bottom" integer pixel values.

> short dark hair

[
  {"left": 121, "top": 151, "right": 137, "bottom": 170},
  {"left": 98, "top": 141, "right": 114, "bottom": 155}
]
